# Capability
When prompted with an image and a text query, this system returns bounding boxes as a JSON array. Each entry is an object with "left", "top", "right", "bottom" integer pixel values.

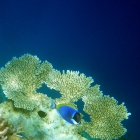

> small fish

[{"left": 51, "top": 100, "right": 81, "bottom": 125}]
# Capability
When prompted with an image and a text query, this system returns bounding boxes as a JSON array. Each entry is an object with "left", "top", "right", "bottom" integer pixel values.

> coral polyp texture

[
  {"left": 45, "top": 70, "right": 93, "bottom": 104},
  {"left": 0, "top": 54, "right": 52, "bottom": 110},
  {"left": 82, "top": 95, "right": 129, "bottom": 140},
  {"left": 0, "top": 54, "right": 131, "bottom": 140}
]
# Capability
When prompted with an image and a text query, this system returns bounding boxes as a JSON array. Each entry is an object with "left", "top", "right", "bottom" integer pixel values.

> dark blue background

[{"left": 0, "top": 1, "right": 140, "bottom": 139}]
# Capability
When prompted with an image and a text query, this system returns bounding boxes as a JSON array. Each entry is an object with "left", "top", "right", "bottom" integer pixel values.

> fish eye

[{"left": 73, "top": 112, "right": 81, "bottom": 123}]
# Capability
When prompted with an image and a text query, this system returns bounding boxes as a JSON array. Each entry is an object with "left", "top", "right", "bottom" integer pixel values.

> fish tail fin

[{"left": 50, "top": 99, "right": 56, "bottom": 109}]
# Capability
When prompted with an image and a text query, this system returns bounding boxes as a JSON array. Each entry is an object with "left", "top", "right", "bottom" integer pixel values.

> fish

[{"left": 50, "top": 100, "right": 81, "bottom": 125}]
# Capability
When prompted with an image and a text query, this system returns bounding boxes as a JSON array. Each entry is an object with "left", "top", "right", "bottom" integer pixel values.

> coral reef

[
  {"left": 0, "top": 54, "right": 131, "bottom": 140},
  {"left": 0, "top": 113, "right": 24, "bottom": 140},
  {"left": 0, "top": 96, "right": 86, "bottom": 140},
  {"left": 82, "top": 95, "right": 129, "bottom": 140},
  {"left": 0, "top": 54, "right": 52, "bottom": 110},
  {"left": 45, "top": 70, "right": 93, "bottom": 104},
  {"left": 80, "top": 131, "right": 100, "bottom": 140}
]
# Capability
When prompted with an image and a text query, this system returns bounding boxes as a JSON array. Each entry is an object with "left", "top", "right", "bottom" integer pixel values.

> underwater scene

[
  {"left": 0, "top": 54, "right": 131, "bottom": 140},
  {"left": 0, "top": 0, "right": 140, "bottom": 140}
]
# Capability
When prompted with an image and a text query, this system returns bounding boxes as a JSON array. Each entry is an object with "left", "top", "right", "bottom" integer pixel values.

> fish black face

[{"left": 73, "top": 112, "right": 81, "bottom": 123}]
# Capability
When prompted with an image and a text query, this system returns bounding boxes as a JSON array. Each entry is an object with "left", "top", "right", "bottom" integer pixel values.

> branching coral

[
  {"left": 45, "top": 70, "right": 93, "bottom": 104},
  {"left": 0, "top": 114, "right": 9, "bottom": 139},
  {"left": 0, "top": 113, "right": 24, "bottom": 140},
  {"left": 0, "top": 54, "right": 53, "bottom": 110},
  {"left": 82, "top": 94, "right": 131, "bottom": 140},
  {"left": 0, "top": 54, "right": 131, "bottom": 140}
]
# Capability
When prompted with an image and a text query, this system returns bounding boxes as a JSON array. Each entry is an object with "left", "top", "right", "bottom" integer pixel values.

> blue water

[{"left": 0, "top": 1, "right": 139, "bottom": 139}]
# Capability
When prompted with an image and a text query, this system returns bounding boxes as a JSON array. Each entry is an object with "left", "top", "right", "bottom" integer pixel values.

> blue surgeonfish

[{"left": 50, "top": 100, "right": 81, "bottom": 125}]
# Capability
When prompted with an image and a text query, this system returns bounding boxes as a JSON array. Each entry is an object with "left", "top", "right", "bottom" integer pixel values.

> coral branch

[
  {"left": 45, "top": 70, "right": 93, "bottom": 104},
  {"left": 82, "top": 95, "right": 131, "bottom": 140},
  {"left": 0, "top": 54, "right": 53, "bottom": 110},
  {"left": 0, "top": 114, "right": 24, "bottom": 140}
]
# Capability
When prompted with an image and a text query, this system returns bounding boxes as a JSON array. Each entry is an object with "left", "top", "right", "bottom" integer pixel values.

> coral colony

[{"left": 0, "top": 54, "right": 131, "bottom": 140}]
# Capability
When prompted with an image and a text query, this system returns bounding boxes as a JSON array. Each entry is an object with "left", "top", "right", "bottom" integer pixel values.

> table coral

[
  {"left": 0, "top": 54, "right": 52, "bottom": 110},
  {"left": 0, "top": 54, "right": 131, "bottom": 140},
  {"left": 82, "top": 95, "right": 130, "bottom": 140},
  {"left": 45, "top": 70, "right": 93, "bottom": 104}
]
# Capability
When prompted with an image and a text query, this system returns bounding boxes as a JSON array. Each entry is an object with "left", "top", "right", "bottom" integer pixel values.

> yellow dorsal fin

[{"left": 56, "top": 103, "right": 78, "bottom": 110}]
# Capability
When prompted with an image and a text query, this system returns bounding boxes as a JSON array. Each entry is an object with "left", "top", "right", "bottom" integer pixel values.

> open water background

[{"left": 0, "top": 1, "right": 140, "bottom": 139}]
